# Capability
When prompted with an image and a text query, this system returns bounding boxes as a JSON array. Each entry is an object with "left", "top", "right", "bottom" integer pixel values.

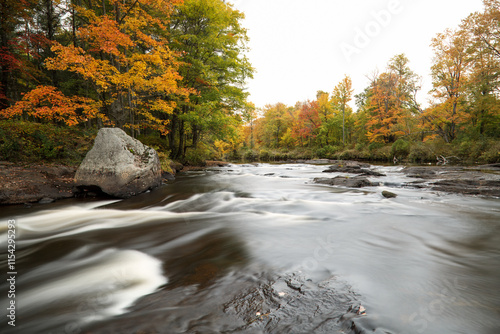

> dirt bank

[{"left": 0, "top": 162, "right": 78, "bottom": 205}]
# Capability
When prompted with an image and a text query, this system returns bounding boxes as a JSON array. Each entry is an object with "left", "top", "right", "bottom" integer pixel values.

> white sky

[{"left": 230, "top": 0, "right": 485, "bottom": 109}]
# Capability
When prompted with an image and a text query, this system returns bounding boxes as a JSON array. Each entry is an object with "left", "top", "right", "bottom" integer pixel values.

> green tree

[{"left": 167, "top": 0, "right": 254, "bottom": 159}]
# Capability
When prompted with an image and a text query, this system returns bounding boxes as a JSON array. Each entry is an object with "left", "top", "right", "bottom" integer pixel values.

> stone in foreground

[{"left": 75, "top": 128, "right": 161, "bottom": 198}]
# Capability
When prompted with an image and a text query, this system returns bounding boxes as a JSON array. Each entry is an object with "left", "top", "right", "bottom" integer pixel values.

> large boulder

[{"left": 75, "top": 128, "right": 162, "bottom": 198}]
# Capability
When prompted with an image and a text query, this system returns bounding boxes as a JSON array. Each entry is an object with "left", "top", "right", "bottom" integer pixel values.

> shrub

[
  {"left": 259, "top": 149, "right": 270, "bottom": 161},
  {"left": 391, "top": 139, "right": 410, "bottom": 158},
  {"left": 371, "top": 145, "right": 392, "bottom": 161},
  {"left": 408, "top": 142, "right": 434, "bottom": 163},
  {"left": 337, "top": 149, "right": 359, "bottom": 160},
  {"left": 316, "top": 145, "right": 339, "bottom": 159},
  {"left": 157, "top": 151, "right": 174, "bottom": 174},
  {"left": 368, "top": 142, "right": 384, "bottom": 152},
  {"left": 243, "top": 149, "right": 258, "bottom": 162},
  {"left": 478, "top": 140, "right": 500, "bottom": 163},
  {"left": 184, "top": 143, "right": 213, "bottom": 166},
  {"left": 0, "top": 120, "right": 96, "bottom": 165}
]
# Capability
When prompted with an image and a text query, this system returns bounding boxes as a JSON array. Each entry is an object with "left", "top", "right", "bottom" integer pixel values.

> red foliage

[{"left": 292, "top": 100, "right": 320, "bottom": 141}]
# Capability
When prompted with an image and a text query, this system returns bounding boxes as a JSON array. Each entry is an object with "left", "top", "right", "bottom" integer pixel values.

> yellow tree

[
  {"left": 316, "top": 91, "right": 333, "bottom": 146},
  {"left": 424, "top": 29, "right": 472, "bottom": 142},
  {"left": 332, "top": 75, "right": 353, "bottom": 145},
  {"left": 365, "top": 72, "right": 401, "bottom": 143}
]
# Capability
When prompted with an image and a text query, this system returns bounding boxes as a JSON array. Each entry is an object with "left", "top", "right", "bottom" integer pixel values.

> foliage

[
  {"left": 1, "top": 86, "right": 104, "bottom": 125},
  {"left": 391, "top": 139, "right": 411, "bottom": 158},
  {"left": 167, "top": 0, "right": 253, "bottom": 159},
  {"left": 0, "top": 120, "right": 95, "bottom": 164},
  {"left": 1, "top": 0, "right": 499, "bottom": 166}
]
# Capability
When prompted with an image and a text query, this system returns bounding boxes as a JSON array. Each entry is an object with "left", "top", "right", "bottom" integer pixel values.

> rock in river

[
  {"left": 75, "top": 128, "right": 161, "bottom": 198},
  {"left": 382, "top": 190, "right": 397, "bottom": 198},
  {"left": 322, "top": 161, "right": 386, "bottom": 176},
  {"left": 313, "top": 176, "right": 375, "bottom": 188}
]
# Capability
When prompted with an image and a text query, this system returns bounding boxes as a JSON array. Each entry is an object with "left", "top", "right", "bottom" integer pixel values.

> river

[{"left": 1, "top": 163, "right": 500, "bottom": 333}]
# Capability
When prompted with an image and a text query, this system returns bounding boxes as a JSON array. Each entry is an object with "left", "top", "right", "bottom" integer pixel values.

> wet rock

[
  {"left": 382, "top": 190, "right": 397, "bottom": 198},
  {"left": 431, "top": 179, "right": 500, "bottom": 197},
  {"left": 303, "top": 159, "right": 331, "bottom": 164},
  {"left": 403, "top": 165, "right": 500, "bottom": 197},
  {"left": 314, "top": 176, "right": 375, "bottom": 188},
  {"left": 75, "top": 128, "right": 161, "bottom": 198},
  {"left": 323, "top": 160, "right": 386, "bottom": 176},
  {"left": 169, "top": 161, "right": 184, "bottom": 174},
  {"left": 39, "top": 197, "right": 55, "bottom": 204},
  {"left": 162, "top": 171, "right": 175, "bottom": 181},
  {"left": 347, "top": 304, "right": 367, "bottom": 316}
]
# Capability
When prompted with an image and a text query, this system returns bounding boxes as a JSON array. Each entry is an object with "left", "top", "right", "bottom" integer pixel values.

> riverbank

[
  {"left": 1, "top": 160, "right": 499, "bottom": 205},
  {"left": 0, "top": 160, "right": 231, "bottom": 205}
]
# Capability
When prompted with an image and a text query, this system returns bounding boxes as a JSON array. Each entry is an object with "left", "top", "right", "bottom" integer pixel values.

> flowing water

[{"left": 1, "top": 163, "right": 500, "bottom": 333}]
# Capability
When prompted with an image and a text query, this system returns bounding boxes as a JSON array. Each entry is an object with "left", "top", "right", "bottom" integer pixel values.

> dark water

[{"left": 1, "top": 163, "right": 500, "bottom": 333}]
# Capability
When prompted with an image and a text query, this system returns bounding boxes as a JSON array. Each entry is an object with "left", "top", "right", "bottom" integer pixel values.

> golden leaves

[{"left": 79, "top": 17, "right": 134, "bottom": 58}]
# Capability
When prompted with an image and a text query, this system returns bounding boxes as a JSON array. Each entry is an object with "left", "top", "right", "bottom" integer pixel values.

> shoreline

[{"left": 1, "top": 161, "right": 499, "bottom": 206}]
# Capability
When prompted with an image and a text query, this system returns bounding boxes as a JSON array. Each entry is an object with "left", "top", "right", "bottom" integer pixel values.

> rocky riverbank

[
  {"left": 2, "top": 161, "right": 499, "bottom": 205},
  {"left": 0, "top": 162, "right": 78, "bottom": 205},
  {"left": 0, "top": 160, "right": 232, "bottom": 205}
]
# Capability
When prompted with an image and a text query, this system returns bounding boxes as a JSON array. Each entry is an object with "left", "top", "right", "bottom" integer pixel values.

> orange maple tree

[
  {"left": 24, "top": 0, "right": 187, "bottom": 133},
  {"left": 0, "top": 85, "right": 103, "bottom": 126}
]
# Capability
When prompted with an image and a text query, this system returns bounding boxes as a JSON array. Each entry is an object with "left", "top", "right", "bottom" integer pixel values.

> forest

[{"left": 0, "top": 0, "right": 499, "bottom": 167}]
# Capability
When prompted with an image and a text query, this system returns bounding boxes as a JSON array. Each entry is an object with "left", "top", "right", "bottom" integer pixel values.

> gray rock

[
  {"left": 39, "top": 197, "right": 55, "bottom": 204},
  {"left": 75, "top": 128, "right": 161, "bottom": 198},
  {"left": 382, "top": 190, "right": 397, "bottom": 198},
  {"left": 314, "top": 176, "right": 375, "bottom": 188},
  {"left": 322, "top": 161, "right": 385, "bottom": 176}
]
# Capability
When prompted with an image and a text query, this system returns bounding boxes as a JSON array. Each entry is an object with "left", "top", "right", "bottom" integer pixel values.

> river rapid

[{"left": 1, "top": 163, "right": 500, "bottom": 333}]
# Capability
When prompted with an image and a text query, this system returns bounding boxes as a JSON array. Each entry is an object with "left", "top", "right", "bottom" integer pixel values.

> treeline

[
  {"left": 241, "top": 0, "right": 500, "bottom": 164},
  {"left": 0, "top": 0, "right": 252, "bottom": 162}
]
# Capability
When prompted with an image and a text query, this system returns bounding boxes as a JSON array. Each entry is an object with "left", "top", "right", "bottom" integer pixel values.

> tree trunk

[
  {"left": 168, "top": 113, "right": 178, "bottom": 155},
  {"left": 176, "top": 120, "right": 185, "bottom": 159}
]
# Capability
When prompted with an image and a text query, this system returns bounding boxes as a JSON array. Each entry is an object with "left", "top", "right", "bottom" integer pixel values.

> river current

[{"left": 1, "top": 163, "right": 500, "bottom": 333}]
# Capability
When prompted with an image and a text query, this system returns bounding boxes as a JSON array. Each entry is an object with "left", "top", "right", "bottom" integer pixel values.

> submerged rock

[
  {"left": 39, "top": 197, "right": 55, "bottom": 204},
  {"left": 322, "top": 161, "right": 386, "bottom": 176},
  {"left": 75, "top": 128, "right": 161, "bottom": 198},
  {"left": 314, "top": 176, "right": 375, "bottom": 188}
]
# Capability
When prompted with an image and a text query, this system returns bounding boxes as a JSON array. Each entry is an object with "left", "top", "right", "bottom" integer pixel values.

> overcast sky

[{"left": 230, "top": 0, "right": 485, "bottom": 109}]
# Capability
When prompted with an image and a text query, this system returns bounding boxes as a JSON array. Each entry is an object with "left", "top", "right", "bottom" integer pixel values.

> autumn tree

[
  {"left": 424, "top": 29, "right": 472, "bottom": 143},
  {"left": 292, "top": 100, "right": 320, "bottom": 146},
  {"left": 0, "top": 0, "right": 39, "bottom": 108},
  {"left": 241, "top": 102, "right": 257, "bottom": 149},
  {"left": 316, "top": 91, "right": 334, "bottom": 146},
  {"left": 1, "top": 85, "right": 101, "bottom": 125},
  {"left": 43, "top": 0, "right": 187, "bottom": 133},
  {"left": 361, "top": 54, "right": 421, "bottom": 143},
  {"left": 167, "top": 0, "right": 253, "bottom": 159},
  {"left": 461, "top": 1, "right": 500, "bottom": 137},
  {"left": 331, "top": 75, "right": 354, "bottom": 145}
]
